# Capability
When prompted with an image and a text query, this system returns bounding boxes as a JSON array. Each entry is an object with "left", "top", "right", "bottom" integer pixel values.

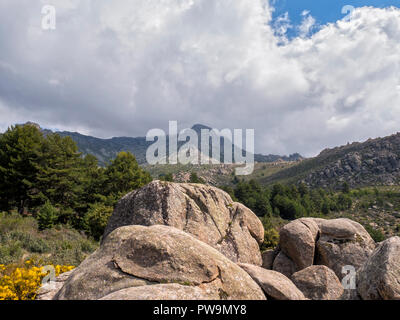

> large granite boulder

[
  {"left": 291, "top": 265, "right": 344, "bottom": 300},
  {"left": 103, "top": 181, "right": 264, "bottom": 266},
  {"left": 272, "top": 251, "right": 297, "bottom": 278},
  {"left": 357, "top": 236, "right": 400, "bottom": 300},
  {"left": 272, "top": 218, "right": 375, "bottom": 280},
  {"left": 99, "top": 284, "right": 213, "bottom": 300},
  {"left": 315, "top": 218, "right": 375, "bottom": 279},
  {"left": 54, "top": 225, "right": 266, "bottom": 300},
  {"left": 238, "top": 263, "right": 306, "bottom": 300},
  {"left": 279, "top": 219, "right": 319, "bottom": 271}
]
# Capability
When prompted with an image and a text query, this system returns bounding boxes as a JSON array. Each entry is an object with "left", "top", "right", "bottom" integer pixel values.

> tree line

[
  {"left": 222, "top": 180, "right": 353, "bottom": 220},
  {"left": 0, "top": 124, "right": 152, "bottom": 239}
]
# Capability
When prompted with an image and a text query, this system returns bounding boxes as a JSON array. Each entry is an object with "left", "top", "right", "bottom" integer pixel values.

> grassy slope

[
  {"left": 145, "top": 161, "right": 297, "bottom": 186},
  {"left": 327, "top": 186, "right": 400, "bottom": 238},
  {"left": 0, "top": 212, "right": 98, "bottom": 266}
]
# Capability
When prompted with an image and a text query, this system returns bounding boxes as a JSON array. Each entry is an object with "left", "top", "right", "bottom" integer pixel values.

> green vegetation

[
  {"left": 223, "top": 180, "right": 400, "bottom": 244},
  {"left": 189, "top": 172, "right": 205, "bottom": 184},
  {"left": 159, "top": 173, "right": 174, "bottom": 182},
  {"left": 329, "top": 186, "right": 400, "bottom": 238},
  {"left": 0, "top": 124, "right": 152, "bottom": 248},
  {"left": 37, "top": 201, "right": 58, "bottom": 230},
  {"left": 364, "top": 225, "right": 385, "bottom": 242},
  {"left": 83, "top": 203, "right": 114, "bottom": 241},
  {"left": 2, "top": 123, "right": 400, "bottom": 266},
  {"left": 222, "top": 179, "right": 353, "bottom": 250},
  {"left": 223, "top": 180, "right": 352, "bottom": 219},
  {"left": 0, "top": 212, "right": 97, "bottom": 266},
  {"left": 260, "top": 216, "right": 285, "bottom": 250}
]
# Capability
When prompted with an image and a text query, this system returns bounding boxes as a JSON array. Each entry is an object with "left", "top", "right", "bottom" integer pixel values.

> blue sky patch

[{"left": 271, "top": 0, "right": 400, "bottom": 38}]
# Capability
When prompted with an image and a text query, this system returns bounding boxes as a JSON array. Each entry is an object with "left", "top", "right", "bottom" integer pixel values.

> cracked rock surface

[
  {"left": 357, "top": 236, "right": 400, "bottom": 300},
  {"left": 103, "top": 181, "right": 264, "bottom": 266},
  {"left": 239, "top": 263, "right": 306, "bottom": 300},
  {"left": 272, "top": 217, "right": 375, "bottom": 280},
  {"left": 53, "top": 225, "right": 266, "bottom": 300},
  {"left": 291, "top": 265, "right": 344, "bottom": 300}
]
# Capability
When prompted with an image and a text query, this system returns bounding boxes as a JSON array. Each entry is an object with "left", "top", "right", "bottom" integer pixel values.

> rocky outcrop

[
  {"left": 272, "top": 252, "right": 297, "bottom": 278},
  {"left": 54, "top": 225, "right": 266, "bottom": 300},
  {"left": 279, "top": 219, "right": 318, "bottom": 271},
  {"left": 35, "top": 179, "right": 397, "bottom": 301},
  {"left": 291, "top": 266, "right": 344, "bottom": 300},
  {"left": 357, "top": 236, "right": 400, "bottom": 300},
  {"left": 238, "top": 264, "right": 306, "bottom": 300},
  {"left": 103, "top": 181, "right": 264, "bottom": 266},
  {"left": 302, "top": 133, "right": 400, "bottom": 189},
  {"left": 270, "top": 217, "right": 375, "bottom": 280},
  {"left": 261, "top": 249, "right": 277, "bottom": 270},
  {"left": 99, "top": 283, "right": 213, "bottom": 300},
  {"left": 36, "top": 270, "right": 74, "bottom": 300},
  {"left": 315, "top": 218, "right": 375, "bottom": 279}
]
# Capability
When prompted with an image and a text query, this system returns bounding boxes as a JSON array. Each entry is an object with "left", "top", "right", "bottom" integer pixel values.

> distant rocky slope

[
  {"left": 37, "top": 182, "right": 400, "bottom": 300},
  {"left": 45, "top": 130, "right": 150, "bottom": 166},
  {"left": 263, "top": 132, "right": 400, "bottom": 189}
]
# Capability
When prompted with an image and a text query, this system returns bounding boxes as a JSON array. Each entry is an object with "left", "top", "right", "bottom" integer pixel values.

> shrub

[
  {"left": 37, "top": 201, "right": 58, "bottom": 230},
  {"left": 0, "top": 240, "right": 23, "bottom": 265},
  {"left": 0, "top": 212, "right": 98, "bottom": 266},
  {"left": 159, "top": 173, "right": 174, "bottom": 182},
  {"left": 189, "top": 172, "right": 204, "bottom": 184},
  {"left": 337, "top": 194, "right": 352, "bottom": 210},
  {"left": 259, "top": 216, "right": 282, "bottom": 250},
  {"left": 273, "top": 195, "right": 306, "bottom": 220},
  {"left": 261, "top": 228, "right": 279, "bottom": 251},
  {"left": 0, "top": 260, "right": 74, "bottom": 300},
  {"left": 365, "top": 225, "right": 385, "bottom": 243},
  {"left": 84, "top": 203, "right": 113, "bottom": 240}
]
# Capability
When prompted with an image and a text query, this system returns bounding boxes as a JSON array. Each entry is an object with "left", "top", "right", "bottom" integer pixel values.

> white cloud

[
  {"left": 272, "top": 11, "right": 292, "bottom": 44},
  {"left": 0, "top": 1, "right": 399, "bottom": 157},
  {"left": 298, "top": 12, "right": 316, "bottom": 37}
]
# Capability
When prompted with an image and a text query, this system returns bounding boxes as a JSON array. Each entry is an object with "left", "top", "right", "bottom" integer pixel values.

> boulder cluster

[{"left": 37, "top": 181, "right": 400, "bottom": 300}]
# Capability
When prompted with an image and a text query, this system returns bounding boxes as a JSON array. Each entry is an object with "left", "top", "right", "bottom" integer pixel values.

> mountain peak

[
  {"left": 191, "top": 124, "right": 213, "bottom": 132},
  {"left": 19, "top": 121, "right": 41, "bottom": 130}
]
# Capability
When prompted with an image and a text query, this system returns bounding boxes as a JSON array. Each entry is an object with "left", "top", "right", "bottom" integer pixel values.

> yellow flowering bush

[{"left": 0, "top": 260, "right": 74, "bottom": 300}]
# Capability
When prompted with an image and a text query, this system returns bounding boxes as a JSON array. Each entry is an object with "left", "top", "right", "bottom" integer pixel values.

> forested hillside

[{"left": 0, "top": 123, "right": 152, "bottom": 241}]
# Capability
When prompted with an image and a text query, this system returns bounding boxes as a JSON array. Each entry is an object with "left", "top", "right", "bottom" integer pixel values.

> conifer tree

[
  {"left": 0, "top": 124, "right": 44, "bottom": 213},
  {"left": 35, "top": 133, "right": 83, "bottom": 223},
  {"left": 104, "top": 151, "right": 152, "bottom": 200}
]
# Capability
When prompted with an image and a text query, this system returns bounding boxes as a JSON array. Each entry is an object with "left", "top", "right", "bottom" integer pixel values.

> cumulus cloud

[
  {"left": 298, "top": 11, "right": 316, "bottom": 37},
  {"left": 0, "top": 1, "right": 399, "bottom": 157}
]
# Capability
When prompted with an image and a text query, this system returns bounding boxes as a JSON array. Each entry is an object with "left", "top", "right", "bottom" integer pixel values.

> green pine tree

[
  {"left": 104, "top": 151, "right": 152, "bottom": 200},
  {"left": 37, "top": 201, "right": 59, "bottom": 230},
  {"left": 0, "top": 124, "right": 44, "bottom": 213},
  {"left": 35, "top": 134, "right": 83, "bottom": 224}
]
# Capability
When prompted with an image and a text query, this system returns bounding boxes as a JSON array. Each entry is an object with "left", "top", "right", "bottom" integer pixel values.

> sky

[
  {"left": 271, "top": 0, "right": 400, "bottom": 37},
  {"left": 0, "top": 0, "right": 400, "bottom": 157}
]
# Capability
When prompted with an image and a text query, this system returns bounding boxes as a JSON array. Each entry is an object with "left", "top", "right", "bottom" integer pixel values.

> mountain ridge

[
  {"left": 15, "top": 122, "right": 304, "bottom": 166},
  {"left": 262, "top": 131, "right": 400, "bottom": 189}
]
